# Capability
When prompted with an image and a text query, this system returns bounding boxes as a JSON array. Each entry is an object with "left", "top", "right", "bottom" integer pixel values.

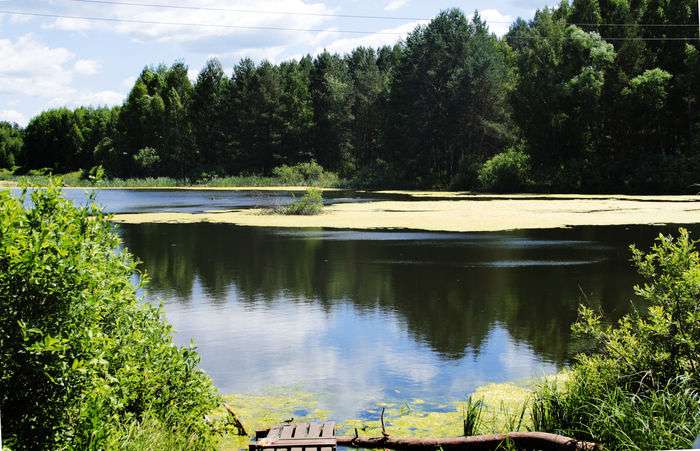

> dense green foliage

[
  {"left": 7, "top": 1, "right": 700, "bottom": 192},
  {"left": 272, "top": 160, "right": 338, "bottom": 186},
  {"left": 277, "top": 188, "right": 324, "bottom": 215},
  {"left": 477, "top": 147, "right": 531, "bottom": 193},
  {"left": 0, "top": 184, "right": 219, "bottom": 449},
  {"left": 0, "top": 122, "right": 23, "bottom": 169},
  {"left": 21, "top": 107, "right": 118, "bottom": 173},
  {"left": 532, "top": 229, "right": 700, "bottom": 449}
]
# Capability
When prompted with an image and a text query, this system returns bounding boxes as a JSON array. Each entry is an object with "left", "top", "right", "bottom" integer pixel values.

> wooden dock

[{"left": 251, "top": 422, "right": 336, "bottom": 451}]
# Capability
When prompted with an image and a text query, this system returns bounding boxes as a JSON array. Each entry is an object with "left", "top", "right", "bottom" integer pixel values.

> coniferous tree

[{"left": 191, "top": 59, "right": 229, "bottom": 176}]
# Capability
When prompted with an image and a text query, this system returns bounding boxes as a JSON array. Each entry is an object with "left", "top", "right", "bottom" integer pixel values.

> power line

[
  {"left": 0, "top": 9, "right": 698, "bottom": 41},
  {"left": 57, "top": 0, "right": 700, "bottom": 28},
  {"left": 0, "top": 9, "right": 407, "bottom": 35},
  {"left": 61, "top": 0, "right": 428, "bottom": 21}
]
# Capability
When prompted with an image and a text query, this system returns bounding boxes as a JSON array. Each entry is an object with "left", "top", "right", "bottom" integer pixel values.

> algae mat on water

[
  {"left": 212, "top": 382, "right": 538, "bottom": 450},
  {"left": 111, "top": 197, "right": 700, "bottom": 232}
]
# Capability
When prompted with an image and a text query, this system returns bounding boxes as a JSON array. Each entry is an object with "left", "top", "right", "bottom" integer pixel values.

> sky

[{"left": 0, "top": 0, "right": 558, "bottom": 126}]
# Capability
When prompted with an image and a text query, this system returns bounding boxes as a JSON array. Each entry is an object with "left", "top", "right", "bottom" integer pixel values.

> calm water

[
  {"left": 18, "top": 188, "right": 389, "bottom": 214},
  {"left": 117, "top": 221, "right": 699, "bottom": 419}
]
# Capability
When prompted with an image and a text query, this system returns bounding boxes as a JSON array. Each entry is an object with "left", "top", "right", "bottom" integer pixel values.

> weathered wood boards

[
  {"left": 252, "top": 423, "right": 599, "bottom": 450},
  {"left": 251, "top": 422, "right": 337, "bottom": 451}
]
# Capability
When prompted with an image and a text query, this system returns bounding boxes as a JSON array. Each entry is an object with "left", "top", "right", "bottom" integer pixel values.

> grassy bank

[
  {"left": 1, "top": 174, "right": 344, "bottom": 189},
  {"left": 0, "top": 161, "right": 343, "bottom": 189}
]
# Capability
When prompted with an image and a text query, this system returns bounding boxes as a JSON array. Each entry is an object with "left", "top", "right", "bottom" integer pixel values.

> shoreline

[
  {"left": 5, "top": 181, "right": 700, "bottom": 232},
  {"left": 3, "top": 180, "right": 700, "bottom": 201},
  {"left": 110, "top": 197, "right": 700, "bottom": 232}
]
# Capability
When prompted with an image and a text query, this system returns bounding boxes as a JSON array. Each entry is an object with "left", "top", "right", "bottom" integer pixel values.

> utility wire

[
  {"left": 61, "top": 0, "right": 428, "bottom": 21},
  {"left": 58, "top": 0, "right": 699, "bottom": 27},
  {"left": 1, "top": 9, "right": 698, "bottom": 40},
  {"left": 0, "top": 9, "right": 408, "bottom": 35}
]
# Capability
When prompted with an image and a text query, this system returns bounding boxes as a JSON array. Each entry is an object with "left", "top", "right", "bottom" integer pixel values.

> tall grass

[
  {"left": 269, "top": 188, "right": 324, "bottom": 215},
  {"left": 3, "top": 161, "right": 343, "bottom": 188},
  {"left": 532, "top": 376, "right": 700, "bottom": 450}
]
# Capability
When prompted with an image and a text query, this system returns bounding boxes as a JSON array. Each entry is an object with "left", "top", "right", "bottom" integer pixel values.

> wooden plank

[
  {"left": 277, "top": 424, "right": 294, "bottom": 451},
  {"left": 305, "top": 423, "right": 322, "bottom": 451},
  {"left": 321, "top": 422, "right": 335, "bottom": 437},
  {"left": 280, "top": 425, "right": 295, "bottom": 439},
  {"left": 320, "top": 422, "right": 336, "bottom": 451},
  {"left": 267, "top": 426, "right": 283, "bottom": 441},
  {"left": 307, "top": 423, "right": 322, "bottom": 438},
  {"left": 291, "top": 423, "right": 309, "bottom": 451},
  {"left": 257, "top": 439, "right": 336, "bottom": 447},
  {"left": 294, "top": 423, "right": 309, "bottom": 438}
]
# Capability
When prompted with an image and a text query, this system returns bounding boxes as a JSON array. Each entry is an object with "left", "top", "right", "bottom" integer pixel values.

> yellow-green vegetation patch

[
  {"left": 340, "top": 382, "right": 535, "bottom": 438},
  {"left": 209, "top": 388, "right": 332, "bottom": 450},
  {"left": 471, "top": 382, "right": 533, "bottom": 433},
  {"left": 210, "top": 377, "right": 571, "bottom": 449}
]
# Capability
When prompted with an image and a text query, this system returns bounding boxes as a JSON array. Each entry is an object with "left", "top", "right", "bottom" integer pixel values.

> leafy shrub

[
  {"left": 279, "top": 188, "right": 324, "bottom": 215},
  {"left": 0, "top": 182, "right": 219, "bottom": 450},
  {"left": 133, "top": 147, "right": 161, "bottom": 177},
  {"left": 0, "top": 121, "right": 22, "bottom": 169},
  {"left": 477, "top": 148, "right": 531, "bottom": 193},
  {"left": 272, "top": 160, "right": 339, "bottom": 187},
  {"left": 532, "top": 229, "right": 700, "bottom": 449}
]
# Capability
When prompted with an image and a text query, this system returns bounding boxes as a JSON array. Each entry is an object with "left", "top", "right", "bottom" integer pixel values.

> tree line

[{"left": 2, "top": 1, "right": 699, "bottom": 193}]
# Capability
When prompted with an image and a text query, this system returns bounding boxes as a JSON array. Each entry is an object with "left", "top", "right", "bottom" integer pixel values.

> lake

[
  {"left": 16, "top": 187, "right": 693, "bottom": 420},
  {"left": 110, "top": 201, "right": 697, "bottom": 420}
]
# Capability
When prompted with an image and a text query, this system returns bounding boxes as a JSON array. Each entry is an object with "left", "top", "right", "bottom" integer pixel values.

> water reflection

[
  {"left": 15, "top": 188, "right": 386, "bottom": 214},
  {"left": 117, "top": 223, "right": 696, "bottom": 416}
]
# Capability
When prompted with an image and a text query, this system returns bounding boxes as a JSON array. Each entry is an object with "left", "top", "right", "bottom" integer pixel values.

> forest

[{"left": 1, "top": 0, "right": 699, "bottom": 193}]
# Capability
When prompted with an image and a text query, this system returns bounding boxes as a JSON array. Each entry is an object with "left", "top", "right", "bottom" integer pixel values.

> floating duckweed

[{"left": 210, "top": 377, "right": 569, "bottom": 449}]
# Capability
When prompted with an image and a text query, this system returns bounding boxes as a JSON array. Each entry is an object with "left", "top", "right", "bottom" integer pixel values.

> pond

[
  {"left": 16, "top": 187, "right": 395, "bottom": 214},
  {"left": 115, "top": 217, "right": 698, "bottom": 421}
]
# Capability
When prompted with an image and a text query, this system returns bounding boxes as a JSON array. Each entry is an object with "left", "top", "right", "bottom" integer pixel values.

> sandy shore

[{"left": 111, "top": 197, "right": 700, "bottom": 232}]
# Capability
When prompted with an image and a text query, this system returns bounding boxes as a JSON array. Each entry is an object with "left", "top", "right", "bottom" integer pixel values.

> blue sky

[{"left": 0, "top": 0, "right": 558, "bottom": 125}]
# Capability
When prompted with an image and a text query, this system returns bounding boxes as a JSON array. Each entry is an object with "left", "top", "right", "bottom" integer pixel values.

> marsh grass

[
  {"left": 532, "top": 377, "right": 700, "bottom": 450},
  {"left": 4, "top": 161, "right": 343, "bottom": 189},
  {"left": 462, "top": 396, "right": 484, "bottom": 436},
  {"left": 265, "top": 188, "right": 324, "bottom": 215}
]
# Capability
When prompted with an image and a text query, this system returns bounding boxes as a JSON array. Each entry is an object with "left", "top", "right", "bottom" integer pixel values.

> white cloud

[
  {"left": 214, "top": 45, "right": 289, "bottom": 64},
  {"left": 48, "top": 90, "right": 124, "bottom": 109},
  {"left": 44, "top": 17, "right": 93, "bottom": 31},
  {"left": 0, "top": 109, "right": 27, "bottom": 125},
  {"left": 121, "top": 75, "right": 137, "bottom": 88},
  {"left": 480, "top": 9, "right": 514, "bottom": 37},
  {"left": 0, "top": 34, "right": 123, "bottom": 116},
  {"left": 74, "top": 59, "right": 100, "bottom": 76},
  {"left": 44, "top": 0, "right": 336, "bottom": 44},
  {"left": 0, "top": 34, "right": 75, "bottom": 98},
  {"left": 79, "top": 90, "right": 124, "bottom": 105},
  {"left": 385, "top": 0, "right": 409, "bottom": 11},
  {"left": 313, "top": 21, "right": 426, "bottom": 56}
]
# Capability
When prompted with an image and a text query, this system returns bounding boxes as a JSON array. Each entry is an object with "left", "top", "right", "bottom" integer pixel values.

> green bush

[
  {"left": 0, "top": 182, "right": 219, "bottom": 450},
  {"left": 477, "top": 148, "right": 531, "bottom": 193},
  {"left": 133, "top": 147, "right": 161, "bottom": 177},
  {"left": 532, "top": 229, "right": 700, "bottom": 449},
  {"left": 272, "top": 160, "right": 339, "bottom": 187},
  {"left": 279, "top": 188, "right": 324, "bottom": 215}
]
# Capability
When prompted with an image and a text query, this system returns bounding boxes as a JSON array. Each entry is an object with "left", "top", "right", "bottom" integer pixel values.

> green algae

[{"left": 208, "top": 377, "right": 571, "bottom": 449}]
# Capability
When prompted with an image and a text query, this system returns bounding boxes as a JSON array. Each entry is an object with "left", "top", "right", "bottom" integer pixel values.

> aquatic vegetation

[
  {"left": 532, "top": 229, "right": 700, "bottom": 449},
  {"left": 212, "top": 380, "right": 542, "bottom": 450},
  {"left": 267, "top": 188, "right": 324, "bottom": 216},
  {"left": 111, "top": 196, "right": 700, "bottom": 233}
]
